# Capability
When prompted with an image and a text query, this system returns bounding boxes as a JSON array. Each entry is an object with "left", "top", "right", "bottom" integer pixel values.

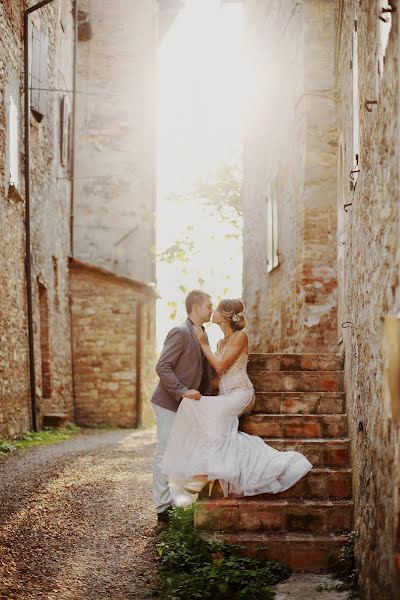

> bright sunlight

[{"left": 156, "top": 0, "right": 245, "bottom": 350}]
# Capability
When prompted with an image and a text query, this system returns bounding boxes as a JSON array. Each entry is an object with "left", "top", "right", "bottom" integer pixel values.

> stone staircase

[{"left": 194, "top": 353, "right": 352, "bottom": 571}]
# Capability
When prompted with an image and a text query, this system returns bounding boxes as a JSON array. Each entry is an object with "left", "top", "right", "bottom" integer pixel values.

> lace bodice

[{"left": 217, "top": 349, "right": 254, "bottom": 396}]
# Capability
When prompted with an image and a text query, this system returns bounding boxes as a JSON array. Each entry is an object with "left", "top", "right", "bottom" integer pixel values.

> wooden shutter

[
  {"left": 60, "top": 95, "right": 68, "bottom": 165},
  {"left": 30, "top": 26, "right": 48, "bottom": 119}
]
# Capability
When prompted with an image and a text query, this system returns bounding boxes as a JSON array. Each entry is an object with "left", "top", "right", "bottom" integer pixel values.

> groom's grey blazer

[{"left": 151, "top": 318, "right": 212, "bottom": 412}]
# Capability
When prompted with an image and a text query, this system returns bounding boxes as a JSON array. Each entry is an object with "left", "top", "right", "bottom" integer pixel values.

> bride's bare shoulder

[{"left": 234, "top": 330, "right": 249, "bottom": 351}]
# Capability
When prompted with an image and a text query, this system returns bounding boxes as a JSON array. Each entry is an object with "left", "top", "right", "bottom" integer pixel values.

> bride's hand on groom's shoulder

[{"left": 193, "top": 325, "right": 207, "bottom": 346}]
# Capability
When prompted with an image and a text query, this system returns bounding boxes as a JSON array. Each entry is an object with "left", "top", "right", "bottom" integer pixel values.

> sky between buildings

[{"left": 156, "top": 0, "right": 245, "bottom": 351}]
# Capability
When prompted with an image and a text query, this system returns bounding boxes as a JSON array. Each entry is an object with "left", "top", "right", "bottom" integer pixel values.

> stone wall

[
  {"left": 73, "top": 0, "right": 158, "bottom": 284},
  {"left": 243, "top": 0, "right": 338, "bottom": 353},
  {"left": 0, "top": 0, "right": 75, "bottom": 438},
  {"left": 69, "top": 259, "right": 157, "bottom": 428},
  {"left": 335, "top": 1, "right": 400, "bottom": 598}
]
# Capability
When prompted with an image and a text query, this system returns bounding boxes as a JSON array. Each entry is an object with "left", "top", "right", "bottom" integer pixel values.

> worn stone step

[
  {"left": 42, "top": 413, "right": 70, "bottom": 428},
  {"left": 248, "top": 353, "right": 344, "bottom": 372},
  {"left": 249, "top": 370, "right": 344, "bottom": 392},
  {"left": 199, "top": 531, "right": 349, "bottom": 571},
  {"left": 261, "top": 438, "right": 351, "bottom": 468},
  {"left": 199, "top": 467, "right": 352, "bottom": 500},
  {"left": 240, "top": 414, "right": 348, "bottom": 438},
  {"left": 195, "top": 498, "right": 353, "bottom": 533},
  {"left": 253, "top": 391, "right": 346, "bottom": 415}
]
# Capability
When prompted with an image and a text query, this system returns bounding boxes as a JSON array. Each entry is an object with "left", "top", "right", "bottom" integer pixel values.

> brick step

[
  {"left": 261, "top": 438, "right": 350, "bottom": 468},
  {"left": 198, "top": 468, "right": 352, "bottom": 500},
  {"left": 253, "top": 391, "right": 346, "bottom": 415},
  {"left": 240, "top": 414, "right": 348, "bottom": 438},
  {"left": 199, "top": 531, "right": 348, "bottom": 571},
  {"left": 42, "top": 413, "right": 69, "bottom": 428},
  {"left": 248, "top": 353, "right": 344, "bottom": 372},
  {"left": 195, "top": 498, "right": 353, "bottom": 534},
  {"left": 249, "top": 370, "right": 344, "bottom": 392}
]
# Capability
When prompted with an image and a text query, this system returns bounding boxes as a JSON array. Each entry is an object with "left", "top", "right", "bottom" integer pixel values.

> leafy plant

[
  {"left": 153, "top": 506, "right": 290, "bottom": 600},
  {"left": 329, "top": 530, "right": 359, "bottom": 598},
  {"left": 158, "top": 160, "right": 243, "bottom": 267},
  {"left": 0, "top": 424, "right": 81, "bottom": 456}
]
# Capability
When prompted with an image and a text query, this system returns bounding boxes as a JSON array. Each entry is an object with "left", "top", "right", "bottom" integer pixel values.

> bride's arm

[{"left": 194, "top": 328, "right": 247, "bottom": 374}]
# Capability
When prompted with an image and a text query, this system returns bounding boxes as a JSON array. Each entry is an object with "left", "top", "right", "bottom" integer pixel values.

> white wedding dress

[{"left": 162, "top": 348, "right": 312, "bottom": 499}]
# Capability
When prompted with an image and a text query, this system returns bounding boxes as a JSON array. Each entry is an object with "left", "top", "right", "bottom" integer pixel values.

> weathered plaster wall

[
  {"left": 0, "top": 1, "right": 30, "bottom": 438},
  {"left": 335, "top": 1, "right": 400, "bottom": 598},
  {"left": 243, "top": 0, "right": 337, "bottom": 353},
  {"left": 0, "top": 0, "right": 74, "bottom": 437},
  {"left": 70, "top": 260, "right": 157, "bottom": 428},
  {"left": 74, "top": 0, "right": 158, "bottom": 284}
]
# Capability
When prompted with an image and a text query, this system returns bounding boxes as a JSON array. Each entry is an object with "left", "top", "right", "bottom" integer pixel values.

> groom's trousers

[{"left": 153, "top": 404, "right": 176, "bottom": 513}]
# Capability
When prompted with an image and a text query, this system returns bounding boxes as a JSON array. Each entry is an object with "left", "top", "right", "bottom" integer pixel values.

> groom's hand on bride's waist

[{"left": 182, "top": 389, "right": 201, "bottom": 401}]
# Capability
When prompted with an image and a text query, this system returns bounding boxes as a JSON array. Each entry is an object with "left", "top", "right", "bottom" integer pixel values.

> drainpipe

[
  {"left": 24, "top": 0, "right": 57, "bottom": 431},
  {"left": 135, "top": 301, "right": 143, "bottom": 428},
  {"left": 68, "top": 0, "right": 79, "bottom": 423}
]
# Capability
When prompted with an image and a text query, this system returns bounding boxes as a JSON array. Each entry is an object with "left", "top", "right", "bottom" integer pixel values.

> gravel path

[
  {"left": 0, "top": 428, "right": 352, "bottom": 600},
  {"left": 0, "top": 428, "right": 159, "bottom": 600}
]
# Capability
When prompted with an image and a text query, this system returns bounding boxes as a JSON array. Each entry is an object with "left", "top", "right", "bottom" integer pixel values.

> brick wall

[
  {"left": 335, "top": 1, "right": 400, "bottom": 598},
  {"left": 243, "top": 0, "right": 338, "bottom": 354},
  {"left": 0, "top": 0, "right": 75, "bottom": 437},
  {"left": 69, "top": 260, "right": 156, "bottom": 428}
]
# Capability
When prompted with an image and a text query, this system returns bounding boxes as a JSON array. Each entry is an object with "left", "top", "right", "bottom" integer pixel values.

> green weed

[{"left": 153, "top": 505, "right": 290, "bottom": 600}]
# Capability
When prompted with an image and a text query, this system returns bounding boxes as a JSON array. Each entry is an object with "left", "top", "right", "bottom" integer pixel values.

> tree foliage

[{"left": 158, "top": 161, "right": 243, "bottom": 266}]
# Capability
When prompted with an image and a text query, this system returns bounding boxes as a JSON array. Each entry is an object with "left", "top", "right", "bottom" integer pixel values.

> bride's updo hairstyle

[{"left": 218, "top": 298, "right": 246, "bottom": 331}]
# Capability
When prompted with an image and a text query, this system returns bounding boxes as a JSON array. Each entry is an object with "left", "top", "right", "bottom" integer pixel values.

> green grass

[
  {"left": 152, "top": 505, "right": 291, "bottom": 600},
  {"left": 0, "top": 423, "right": 81, "bottom": 455}
]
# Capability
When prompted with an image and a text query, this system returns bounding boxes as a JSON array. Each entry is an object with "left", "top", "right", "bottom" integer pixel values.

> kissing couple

[{"left": 151, "top": 290, "right": 312, "bottom": 524}]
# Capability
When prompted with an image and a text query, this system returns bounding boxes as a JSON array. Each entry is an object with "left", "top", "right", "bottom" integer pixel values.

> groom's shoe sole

[{"left": 157, "top": 507, "right": 173, "bottom": 525}]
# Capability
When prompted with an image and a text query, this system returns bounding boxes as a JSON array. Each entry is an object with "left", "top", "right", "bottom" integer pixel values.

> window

[
  {"left": 52, "top": 257, "right": 59, "bottom": 308},
  {"left": 378, "top": 1, "right": 392, "bottom": 78},
  {"left": 9, "top": 95, "right": 19, "bottom": 187},
  {"left": 60, "top": 95, "right": 68, "bottom": 166},
  {"left": 38, "top": 281, "right": 51, "bottom": 399},
  {"left": 352, "top": 19, "right": 360, "bottom": 172},
  {"left": 266, "top": 178, "right": 279, "bottom": 272},
  {"left": 30, "top": 26, "right": 48, "bottom": 119}
]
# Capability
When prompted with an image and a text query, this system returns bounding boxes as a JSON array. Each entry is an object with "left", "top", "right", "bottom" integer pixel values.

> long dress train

[{"left": 162, "top": 349, "right": 312, "bottom": 499}]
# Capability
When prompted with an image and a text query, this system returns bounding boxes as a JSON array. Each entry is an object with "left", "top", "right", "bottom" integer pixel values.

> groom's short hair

[{"left": 185, "top": 290, "right": 210, "bottom": 314}]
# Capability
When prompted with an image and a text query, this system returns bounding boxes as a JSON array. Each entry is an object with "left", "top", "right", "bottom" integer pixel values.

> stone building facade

[
  {"left": 73, "top": 0, "right": 158, "bottom": 284},
  {"left": 1, "top": 0, "right": 161, "bottom": 439},
  {"left": 243, "top": 0, "right": 400, "bottom": 597},
  {"left": 335, "top": 1, "right": 400, "bottom": 598},
  {"left": 243, "top": 0, "right": 338, "bottom": 354},
  {"left": 0, "top": 0, "right": 75, "bottom": 438},
  {"left": 69, "top": 259, "right": 156, "bottom": 428}
]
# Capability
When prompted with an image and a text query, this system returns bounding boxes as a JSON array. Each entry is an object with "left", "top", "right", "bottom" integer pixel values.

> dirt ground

[
  {"left": 0, "top": 427, "right": 352, "bottom": 600},
  {"left": 0, "top": 428, "right": 159, "bottom": 600},
  {"left": 275, "top": 572, "right": 351, "bottom": 599}
]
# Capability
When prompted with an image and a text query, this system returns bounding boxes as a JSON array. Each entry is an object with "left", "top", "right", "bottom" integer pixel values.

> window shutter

[
  {"left": 38, "top": 32, "right": 48, "bottom": 116},
  {"left": 30, "top": 26, "right": 48, "bottom": 119},
  {"left": 266, "top": 178, "right": 279, "bottom": 272},
  {"left": 30, "top": 27, "right": 41, "bottom": 114},
  {"left": 60, "top": 95, "right": 66, "bottom": 165},
  {"left": 9, "top": 95, "right": 19, "bottom": 187}
]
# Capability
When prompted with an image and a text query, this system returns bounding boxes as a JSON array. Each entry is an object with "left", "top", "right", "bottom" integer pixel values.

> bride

[{"left": 162, "top": 298, "right": 312, "bottom": 500}]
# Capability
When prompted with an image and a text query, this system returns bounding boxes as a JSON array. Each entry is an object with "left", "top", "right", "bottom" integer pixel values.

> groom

[{"left": 151, "top": 290, "right": 213, "bottom": 523}]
